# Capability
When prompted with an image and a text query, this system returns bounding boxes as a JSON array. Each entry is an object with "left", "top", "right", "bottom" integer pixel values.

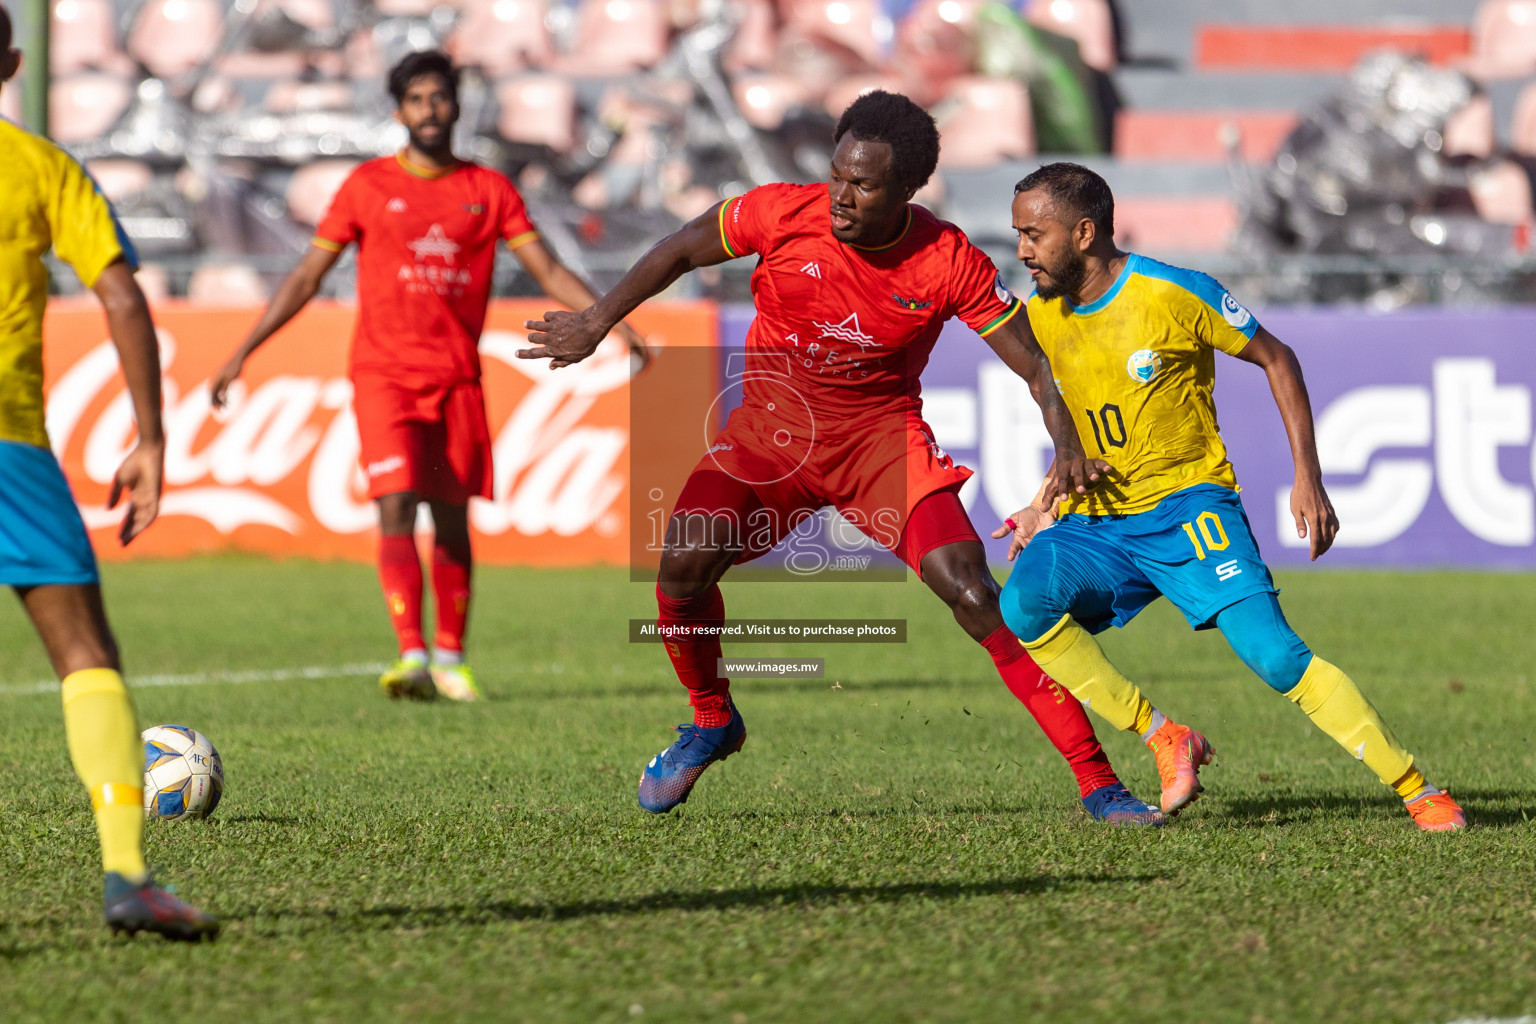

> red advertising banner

[{"left": 42, "top": 299, "right": 718, "bottom": 565}]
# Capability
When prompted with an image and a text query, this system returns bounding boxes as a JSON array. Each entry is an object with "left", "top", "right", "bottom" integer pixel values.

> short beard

[
  {"left": 1033, "top": 248, "right": 1089, "bottom": 302},
  {"left": 409, "top": 127, "right": 454, "bottom": 159}
]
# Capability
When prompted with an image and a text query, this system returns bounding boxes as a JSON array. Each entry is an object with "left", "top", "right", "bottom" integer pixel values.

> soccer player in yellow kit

[
  {"left": 0, "top": 7, "right": 219, "bottom": 936},
  {"left": 994, "top": 162, "right": 1465, "bottom": 831}
]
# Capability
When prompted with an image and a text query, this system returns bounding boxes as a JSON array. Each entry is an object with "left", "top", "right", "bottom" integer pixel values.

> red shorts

[
  {"left": 679, "top": 404, "right": 976, "bottom": 567},
  {"left": 352, "top": 376, "right": 493, "bottom": 503}
]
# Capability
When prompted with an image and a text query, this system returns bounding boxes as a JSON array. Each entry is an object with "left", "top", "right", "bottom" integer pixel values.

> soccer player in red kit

[
  {"left": 523, "top": 91, "right": 1163, "bottom": 825},
  {"left": 211, "top": 51, "right": 646, "bottom": 702}
]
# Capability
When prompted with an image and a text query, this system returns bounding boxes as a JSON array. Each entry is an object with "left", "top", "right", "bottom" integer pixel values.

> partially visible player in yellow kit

[
  {"left": 0, "top": 6, "right": 218, "bottom": 937},
  {"left": 993, "top": 162, "right": 1465, "bottom": 831}
]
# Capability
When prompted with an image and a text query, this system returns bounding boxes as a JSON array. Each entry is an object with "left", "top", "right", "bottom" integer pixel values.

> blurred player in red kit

[
  {"left": 523, "top": 91, "right": 1163, "bottom": 825},
  {"left": 212, "top": 50, "right": 647, "bottom": 701}
]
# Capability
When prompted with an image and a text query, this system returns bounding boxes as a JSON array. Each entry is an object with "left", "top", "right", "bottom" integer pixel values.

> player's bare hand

[
  {"left": 521, "top": 309, "right": 605, "bottom": 369},
  {"left": 1290, "top": 474, "right": 1339, "bottom": 560},
  {"left": 209, "top": 356, "right": 244, "bottom": 410},
  {"left": 1047, "top": 452, "right": 1113, "bottom": 503},
  {"left": 108, "top": 440, "right": 164, "bottom": 546},
  {"left": 990, "top": 506, "right": 1056, "bottom": 561}
]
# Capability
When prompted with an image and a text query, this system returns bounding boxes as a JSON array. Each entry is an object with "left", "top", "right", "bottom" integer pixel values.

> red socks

[
  {"left": 981, "top": 624, "right": 1120, "bottom": 798},
  {"left": 378, "top": 534, "right": 425, "bottom": 655},
  {"left": 656, "top": 583, "right": 733, "bottom": 728},
  {"left": 432, "top": 541, "right": 472, "bottom": 654}
]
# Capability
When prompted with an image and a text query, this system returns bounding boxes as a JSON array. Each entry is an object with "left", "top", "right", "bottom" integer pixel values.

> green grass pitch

[{"left": 0, "top": 557, "right": 1533, "bottom": 1023}]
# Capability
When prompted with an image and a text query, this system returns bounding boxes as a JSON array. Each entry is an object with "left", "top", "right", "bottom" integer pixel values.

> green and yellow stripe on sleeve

[{"left": 977, "top": 296, "right": 1024, "bottom": 338}]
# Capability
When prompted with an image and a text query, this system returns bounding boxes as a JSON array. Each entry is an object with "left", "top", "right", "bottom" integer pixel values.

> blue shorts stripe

[{"left": 0, "top": 441, "right": 99, "bottom": 586}]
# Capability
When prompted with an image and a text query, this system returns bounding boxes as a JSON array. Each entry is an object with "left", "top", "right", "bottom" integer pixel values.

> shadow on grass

[
  {"left": 230, "top": 872, "right": 1156, "bottom": 935},
  {"left": 1204, "top": 787, "right": 1536, "bottom": 829}
]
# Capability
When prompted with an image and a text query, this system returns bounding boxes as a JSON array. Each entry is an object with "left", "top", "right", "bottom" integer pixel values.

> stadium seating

[
  {"left": 732, "top": 72, "right": 812, "bottom": 131},
  {"left": 450, "top": 0, "right": 555, "bottom": 76},
  {"left": 723, "top": 0, "right": 780, "bottom": 73},
  {"left": 1025, "top": 0, "right": 1116, "bottom": 73},
  {"left": 125, "top": 0, "right": 224, "bottom": 80},
  {"left": 555, "top": 0, "right": 670, "bottom": 73},
  {"left": 1114, "top": 110, "right": 1297, "bottom": 164},
  {"left": 49, "top": 72, "right": 133, "bottom": 143},
  {"left": 50, "top": 0, "right": 134, "bottom": 74},
  {"left": 284, "top": 159, "right": 361, "bottom": 226},
  {"left": 1511, "top": 80, "right": 1536, "bottom": 155},
  {"left": 782, "top": 0, "right": 885, "bottom": 67},
  {"left": 1111, "top": 196, "right": 1238, "bottom": 254},
  {"left": 84, "top": 159, "right": 155, "bottom": 200},
  {"left": 935, "top": 76, "right": 1034, "bottom": 169},
  {"left": 1468, "top": 0, "right": 1536, "bottom": 78},
  {"left": 1194, "top": 24, "right": 1473, "bottom": 71},
  {"left": 1469, "top": 158, "right": 1535, "bottom": 223},
  {"left": 495, "top": 74, "right": 577, "bottom": 150}
]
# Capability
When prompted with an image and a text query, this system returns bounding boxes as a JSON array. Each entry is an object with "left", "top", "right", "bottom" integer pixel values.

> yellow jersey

[
  {"left": 1026, "top": 253, "right": 1259, "bottom": 517},
  {"left": 0, "top": 118, "right": 136, "bottom": 448}
]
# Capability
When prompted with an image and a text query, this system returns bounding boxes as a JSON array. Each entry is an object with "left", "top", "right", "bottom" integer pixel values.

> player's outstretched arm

[
  {"left": 91, "top": 260, "right": 164, "bottom": 545},
  {"left": 508, "top": 238, "right": 652, "bottom": 370},
  {"left": 983, "top": 316, "right": 1104, "bottom": 503},
  {"left": 1233, "top": 326, "right": 1339, "bottom": 560},
  {"left": 520, "top": 202, "right": 734, "bottom": 369},
  {"left": 210, "top": 245, "right": 341, "bottom": 408}
]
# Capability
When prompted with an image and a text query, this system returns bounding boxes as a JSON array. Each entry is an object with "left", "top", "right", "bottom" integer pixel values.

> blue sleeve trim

[{"left": 1132, "top": 254, "right": 1259, "bottom": 338}]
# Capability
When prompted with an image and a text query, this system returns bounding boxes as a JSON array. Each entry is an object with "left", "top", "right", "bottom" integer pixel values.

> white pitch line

[{"left": 0, "top": 662, "right": 390, "bottom": 697}]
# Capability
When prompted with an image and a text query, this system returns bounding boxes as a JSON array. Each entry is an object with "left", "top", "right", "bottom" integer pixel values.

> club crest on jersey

[
  {"left": 1220, "top": 291, "right": 1252, "bottom": 329},
  {"left": 891, "top": 293, "right": 931, "bottom": 310},
  {"left": 993, "top": 272, "right": 1015, "bottom": 306},
  {"left": 462, "top": 203, "right": 485, "bottom": 214},
  {"left": 1126, "top": 349, "right": 1162, "bottom": 384}
]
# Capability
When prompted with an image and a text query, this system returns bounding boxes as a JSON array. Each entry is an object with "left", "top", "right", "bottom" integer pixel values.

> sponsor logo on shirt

[
  {"left": 1221, "top": 291, "right": 1252, "bottom": 329},
  {"left": 1126, "top": 349, "right": 1163, "bottom": 384},
  {"left": 812, "top": 313, "right": 875, "bottom": 350},
  {"left": 891, "top": 293, "right": 931, "bottom": 310},
  {"left": 386, "top": 198, "right": 408, "bottom": 212},
  {"left": 407, "top": 224, "right": 462, "bottom": 265},
  {"left": 801, "top": 262, "right": 822, "bottom": 278},
  {"left": 463, "top": 203, "right": 485, "bottom": 214}
]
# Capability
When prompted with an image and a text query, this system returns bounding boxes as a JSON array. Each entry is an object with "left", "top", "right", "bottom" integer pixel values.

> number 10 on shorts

[{"left": 1180, "top": 511, "right": 1230, "bottom": 562}]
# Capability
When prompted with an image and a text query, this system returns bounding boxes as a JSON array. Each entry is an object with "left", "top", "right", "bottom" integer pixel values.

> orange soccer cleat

[
  {"left": 1146, "top": 720, "right": 1214, "bottom": 815},
  {"left": 1406, "top": 790, "right": 1467, "bottom": 832}
]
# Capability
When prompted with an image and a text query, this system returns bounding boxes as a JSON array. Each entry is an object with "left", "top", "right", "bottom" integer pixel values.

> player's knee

[
  {"left": 658, "top": 531, "right": 736, "bottom": 597},
  {"left": 1228, "top": 629, "right": 1311, "bottom": 693},
  {"left": 998, "top": 577, "right": 1062, "bottom": 646}
]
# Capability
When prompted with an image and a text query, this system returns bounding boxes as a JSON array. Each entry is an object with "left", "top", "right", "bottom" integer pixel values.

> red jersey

[
  {"left": 719, "top": 182, "right": 1022, "bottom": 429},
  {"left": 315, "top": 153, "right": 539, "bottom": 386}
]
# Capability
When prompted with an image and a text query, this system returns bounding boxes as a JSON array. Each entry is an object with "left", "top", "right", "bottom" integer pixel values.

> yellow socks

[
  {"left": 61, "top": 669, "right": 148, "bottom": 881},
  {"left": 1021, "top": 614, "right": 1158, "bottom": 734},
  {"left": 1284, "top": 657, "right": 1416, "bottom": 791}
]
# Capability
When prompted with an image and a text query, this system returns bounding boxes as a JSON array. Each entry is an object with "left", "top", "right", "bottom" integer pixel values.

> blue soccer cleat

[
  {"left": 1082, "top": 783, "right": 1167, "bottom": 827},
  {"left": 637, "top": 706, "right": 747, "bottom": 813},
  {"left": 104, "top": 873, "right": 220, "bottom": 941}
]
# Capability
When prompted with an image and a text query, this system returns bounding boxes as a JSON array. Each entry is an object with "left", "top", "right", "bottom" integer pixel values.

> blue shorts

[
  {"left": 0, "top": 440, "right": 100, "bottom": 587},
  {"left": 1001, "top": 483, "right": 1277, "bottom": 639}
]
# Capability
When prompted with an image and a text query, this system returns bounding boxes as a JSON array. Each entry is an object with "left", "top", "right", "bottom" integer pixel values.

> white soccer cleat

[{"left": 431, "top": 663, "right": 483, "bottom": 702}]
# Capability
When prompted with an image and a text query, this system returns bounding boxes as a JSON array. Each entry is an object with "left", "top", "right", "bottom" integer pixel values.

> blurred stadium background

[
  {"left": 14, "top": 0, "right": 1536, "bottom": 573},
  {"left": 9, "top": 0, "right": 1536, "bottom": 304}
]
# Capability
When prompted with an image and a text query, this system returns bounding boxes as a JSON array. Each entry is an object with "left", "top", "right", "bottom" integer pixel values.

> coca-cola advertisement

[{"left": 42, "top": 300, "right": 717, "bottom": 565}]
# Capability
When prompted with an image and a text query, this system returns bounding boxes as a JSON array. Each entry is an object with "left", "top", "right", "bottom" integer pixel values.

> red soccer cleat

[{"left": 1146, "top": 720, "right": 1215, "bottom": 815}]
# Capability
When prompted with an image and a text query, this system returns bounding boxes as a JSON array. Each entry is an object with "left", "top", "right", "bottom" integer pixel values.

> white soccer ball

[{"left": 142, "top": 725, "right": 225, "bottom": 821}]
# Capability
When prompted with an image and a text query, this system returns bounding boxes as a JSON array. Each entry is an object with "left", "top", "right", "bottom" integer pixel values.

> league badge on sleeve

[
  {"left": 1220, "top": 292, "right": 1252, "bottom": 329},
  {"left": 994, "top": 272, "right": 1015, "bottom": 306}
]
